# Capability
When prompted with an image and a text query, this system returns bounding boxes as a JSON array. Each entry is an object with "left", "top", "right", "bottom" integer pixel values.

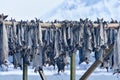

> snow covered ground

[
  {"left": 0, "top": 52, "right": 119, "bottom": 80},
  {"left": 0, "top": 71, "right": 118, "bottom": 80}
]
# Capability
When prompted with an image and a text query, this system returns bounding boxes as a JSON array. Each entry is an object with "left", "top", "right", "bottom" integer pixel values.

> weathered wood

[
  {"left": 79, "top": 60, "right": 101, "bottom": 80},
  {"left": 93, "top": 23, "right": 99, "bottom": 27},
  {"left": 2, "top": 21, "right": 120, "bottom": 28},
  {"left": 70, "top": 53, "right": 76, "bottom": 80},
  {"left": 4, "top": 21, "right": 61, "bottom": 28},
  {"left": 107, "top": 23, "right": 119, "bottom": 28},
  {"left": 38, "top": 70, "right": 46, "bottom": 80},
  {"left": 39, "top": 23, "right": 61, "bottom": 28},
  {"left": 23, "top": 56, "right": 28, "bottom": 80},
  {"left": 93, "top": 23, "right": 119, "bottom": 28},
  {"left": 79, "top": 44, "right": 114, "bottom": 80}
]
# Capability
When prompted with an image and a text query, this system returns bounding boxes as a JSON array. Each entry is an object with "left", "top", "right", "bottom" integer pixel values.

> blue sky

[
  {"left": 1, "top": 0, "right": 120, "bottom": 21},
  {"left": 0, "top": 0, "right": 63, "bottom": 20}
]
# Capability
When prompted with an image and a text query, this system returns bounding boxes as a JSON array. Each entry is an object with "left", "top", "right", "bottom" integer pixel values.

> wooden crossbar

[
  {"left": 2, "top": 21, "right": 119, "bottom": 28},
  {"left": 3, "top": 21, "right": 61, "bottom": 28}
]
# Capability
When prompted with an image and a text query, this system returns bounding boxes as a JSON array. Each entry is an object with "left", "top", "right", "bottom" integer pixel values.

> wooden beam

[
  {"left": 4, "top": 21, "right": 19, "bottom": 25},
  {"left": 2, "top": 21, "right": 120, "bottom": 28},
  {"left": 93, "top": 23, "right": 120, "bottom": 28},
  {"left": 39, "top": 23, "right": 61, "bottom": 28},
  {"left": 79, "top": 59, "right": 101, "bottom": 80},
  {"left": 93, "top": 23, "right": 99, "bottom": 27},
  {"left": 79, "top": 44, "right": 114, "bottom": 80},
  {"left": 107, "top": 23, "right": 119, "bottom": 28},
  {"left": 38, "top": 70, "right": 46, "bottom": 80},
  {"left": 23, "top": 56, "right": 28, "bottom": 80},
  {"left": 70, "top": 53, "right": 76, "bottom": 80},
  {"left": 4, "top": 21, "right": 62, "bottom": 28}
]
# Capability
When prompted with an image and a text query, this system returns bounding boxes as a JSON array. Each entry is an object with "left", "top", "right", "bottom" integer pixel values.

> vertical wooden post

[
  {"left": 23, "top": 56, "right": 28, "bottom": 80},
  {"left": 70, "top": 53, "right": 76, "bottom": 80}
]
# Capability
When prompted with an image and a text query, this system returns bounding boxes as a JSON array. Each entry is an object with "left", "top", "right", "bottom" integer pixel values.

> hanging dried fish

[
  {"left": 38, "top": 23, "right": 43, "bottom": 46},
  {"left": 54, "top": 28, "right": 60, "bottom": 58},
  {"left": 67, "top": 24, "right": 71, "bottom": 40},
  {"left": 50, "top": 26, "right": 55, "bottom": 44},
  {"left": 99, "top": 19, "right": 108, "bottom": 47},
  {"left": 44, "top": 28, "right": 50, "bottom": 46},
  {"left": 78, "top": 23, "right": 84, "bottom": 48},
  {"left": 63, "top": 26, "right": 68, "bottom": 47},
  {"left": 113, "top": 27, "right": 120, "bottom": 74},
  {"left": 0, "top": 21, "right": 9, "bottom": 66}
]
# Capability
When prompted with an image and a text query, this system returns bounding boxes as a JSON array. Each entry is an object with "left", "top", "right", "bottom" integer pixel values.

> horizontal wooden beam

[
  {"left": 4, "top": 21, "right": 62, "bottom": 28},
  {"left": 93, "top": 23, "right": 120, "bottom": 28},
  {"left": 39, "top": 23, "right": 61, "bottom": 28},
  {"left": 4, "top": 21, "right": 19, "bottom": 25},
  {"left": 107, "top": 23, "right": 119, "bottom": 28},
  {"left": 93, "top": 23, "right": 99, "bottom": 27},
  {"left": 3, "top": 21, "right": 120, "bottom": 28}
]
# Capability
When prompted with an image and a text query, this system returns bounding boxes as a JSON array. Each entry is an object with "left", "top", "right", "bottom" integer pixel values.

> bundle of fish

[{"left": 0, "top": 17, "right": 120, "bottom": 74}]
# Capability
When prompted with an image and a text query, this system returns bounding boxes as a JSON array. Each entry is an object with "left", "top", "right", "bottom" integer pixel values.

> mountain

[{"left": 40, "top": 0, "right": 120, "bottom": 21}]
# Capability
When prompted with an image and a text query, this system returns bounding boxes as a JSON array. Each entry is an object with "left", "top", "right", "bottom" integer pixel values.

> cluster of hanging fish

[{"left": 0, "top": 18, "right": 120, "bottom": 74}]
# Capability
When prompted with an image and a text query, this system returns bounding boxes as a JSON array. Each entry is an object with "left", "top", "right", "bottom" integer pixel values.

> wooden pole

[
  {"left": 23, "top": 56, "right": 28, "bottom": 80},
  {"left": 3, "top": 21, "right": 120, "bottom": 28},
  {"left": 79, "top": 44, "right": 114, "bottom": 80},
  {"left": 79, "top": 60, "right": 101, "bottom": 80},
  {"left": 70, "top": 53, "right": 76, "bottom": 80},
  {"left": 38, "top": 70, "right": 46, "bottom": 80}
]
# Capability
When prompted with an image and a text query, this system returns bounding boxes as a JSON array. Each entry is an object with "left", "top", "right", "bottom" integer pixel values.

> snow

[{"left": 0, "top": 52, "right": 119, "bottom": 80}]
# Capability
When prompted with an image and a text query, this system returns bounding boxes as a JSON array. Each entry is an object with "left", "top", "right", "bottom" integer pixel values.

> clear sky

[{"left": 0, "top": 0, "right": 63, "bottom": 20}]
